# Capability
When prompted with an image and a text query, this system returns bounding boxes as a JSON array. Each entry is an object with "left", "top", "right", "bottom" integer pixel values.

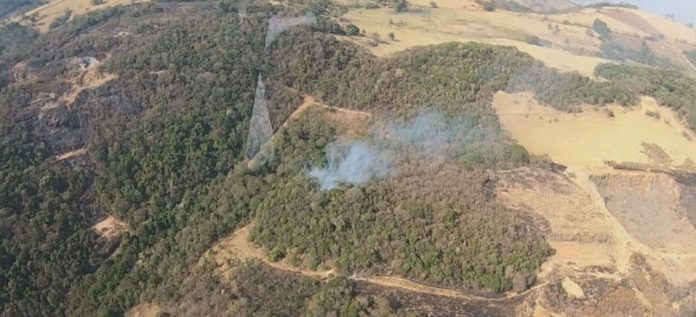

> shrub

[
  {"left": 345, "top": 23, "right": 360, "bottom": 36},
  {"left": 525, "top": 35, "right": 543, "bottom": 46},
  {"left": 49, "top": 9, "right": 72, "bottom": 29},
  {"left": 269, "top": 247, "right": 286, "bottom": 262},
  {"left": 508, "top": 144, "right": 530, "bottom": 165},
  {"left": 394, "top": 0, "right": 408, "bottom": 12},
  {"left": 592, "top": 18, "right": 610, "bottom": 39},
  {"left": 645, "top": 110, "right": 661, "bottom": 119}
]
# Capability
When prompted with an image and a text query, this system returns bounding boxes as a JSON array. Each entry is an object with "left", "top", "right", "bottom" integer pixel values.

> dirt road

[{"left": 209, "top": 223, "right": 547, "bottom": 302}]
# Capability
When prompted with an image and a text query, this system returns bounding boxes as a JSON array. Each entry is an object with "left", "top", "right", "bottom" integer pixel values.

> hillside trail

[
  {"left": 289, "top": 95, "right": 372, "bottom": 121},
  {"left": 569, "top": 167, "right": 634, "bottom": 274},
  {"left": 566, "top": 166, "right": 696, "bottom": 284},
  {"left": 211, "top": 223, "right": 552, "bottom": 302}
]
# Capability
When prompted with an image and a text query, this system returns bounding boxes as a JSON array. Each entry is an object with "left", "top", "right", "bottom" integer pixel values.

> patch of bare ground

[
  {"left": 55, "top": 147, "right": 87, "bottom": 161},
  {"left": 590, "top": 171, "right": 696, "bottom": 285},
  {"left": 495, "top": 166, "right": 696, "bottom": 315},
  {"left": 63, "top": 57, "right": 117, "bottom": 106},
  {"left": 125, "top": 302, "right": 163, "bottom": 317},
  {"left": 286, "top": 95, "right": 373, "bottom": 138},
  {"left": 33, "top": 57, "right": 117, "bottom": 115},
  {"left": 205, "top": 224, "right": 335, "bottom": 281},
  {"left": 601, "top": 8, "right": 661, "bottom": 36},
  {"left": 92, "top": 215, "right": 128, "bottom": 240}
]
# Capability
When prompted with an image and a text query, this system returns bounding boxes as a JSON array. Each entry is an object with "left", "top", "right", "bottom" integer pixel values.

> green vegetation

[
  {"left": 0, "top": 0, "right": 661, "bottom": 315},
  {"left": 345, "top": 23, "right": 360, "bottom": 36},
  {"left": 590, "top": 16, "right": 674, "bottom": 68},
  {"left": 481, "top": 1, "right": 495, "bottom": 11},
  {"left": 0, "top": 0, "right": 43, "bottom": 19},
  {"left": 596, "top": 63, "right": 696, "bottom": 128},
  {"left": 168, "top": 261, "right": 413, "bottom": 316},
  {"left": 599, "top": 39, "right": 673, "bottom": 67},
  {"left": 394, "top": 0, "right": 408, "bottom": 12},
  {"left": 496, "top": 0, "right": 531, "bottom": 12},
  {"left": 685, "top": 50, "right": 696, "bottom": 66},
  {"left": 525, "top": 35, "right": 543, "bottom": 46},
  {"left": 49, "top": 9, "right": 72, "bottom": 29},
  {"left": 0, "top": 22, "right": 37, "bottom": 88},
  {"left": 474, "top": 0, "right": 531, "bottom": 12},
  {"left": 593, "top": 18, "right": 611, "bottom": 39}
]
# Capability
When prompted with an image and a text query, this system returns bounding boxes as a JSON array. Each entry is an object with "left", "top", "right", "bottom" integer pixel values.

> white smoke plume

[
  {"left": 309, "top": 142, "right": 392, "bottom": 190},
  {"left": 310, "top": 111, "right": 479, "bottom": 190},
  {"left": 265, "top": 12, "right": 316, "bottom": 49}
]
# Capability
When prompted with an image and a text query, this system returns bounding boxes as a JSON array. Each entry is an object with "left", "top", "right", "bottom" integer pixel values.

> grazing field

[
  {"left": 342, "top": 2, "right": 696, "bottom": 74},
  {"left": 342, "top": 5, "right": 611, "bottom": 77},
  {"left": 493, "top": 92, "right": 696, "bottom": 170}
]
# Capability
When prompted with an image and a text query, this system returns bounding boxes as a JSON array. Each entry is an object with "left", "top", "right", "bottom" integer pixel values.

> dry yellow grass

[
  {"left": 495, "top": 168, "right": 620, "bottom": 277},
  {"left": 20, "top": 0, "right": 139, "bottom": 32},
  {"left": 342, "top": 5, "right": 611, "bottom": 77},
  {"left": 497, "top": 167, "right": 696, "bottom": 290},
  {"left": 493, "top": 92, "right": 696, "bottom": 170},
  {"left": 494, "top": 92, "right": 696, "bottom": 288},
  {"left": 343, "top": 3, "right": 696, "bottom": 76},
  {"left": 627, "top": 8, "right": 696, "bottom": 44}
]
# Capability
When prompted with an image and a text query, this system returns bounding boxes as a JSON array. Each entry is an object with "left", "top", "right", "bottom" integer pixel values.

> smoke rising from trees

[
  {"left": 265, "top": 12, "right": 316, "bottom": 48},
  {"left": 310, "top": 111, "right": 479, "bottom": 190}
]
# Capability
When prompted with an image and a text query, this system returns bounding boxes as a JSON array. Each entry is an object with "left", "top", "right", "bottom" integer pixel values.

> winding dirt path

[{"left": 210, "top": 224, "right": 547, "bottom": 302}]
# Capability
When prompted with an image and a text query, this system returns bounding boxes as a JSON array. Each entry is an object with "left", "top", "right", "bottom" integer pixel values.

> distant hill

[{"left": 511, "top": 0, "right": 578, "bottom": 12}]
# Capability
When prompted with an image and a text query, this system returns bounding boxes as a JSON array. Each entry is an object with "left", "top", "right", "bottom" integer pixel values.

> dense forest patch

[{"left": 595, "top": 63, "right": 696, "bottom": 129}]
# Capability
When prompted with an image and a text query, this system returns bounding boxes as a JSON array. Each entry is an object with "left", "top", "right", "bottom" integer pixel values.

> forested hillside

[
  {"left": 0, "top": 0, "right": 672, "bottom": 316},
  {"left": 596, "top": 63, "right": 696, "bottom": 129}
]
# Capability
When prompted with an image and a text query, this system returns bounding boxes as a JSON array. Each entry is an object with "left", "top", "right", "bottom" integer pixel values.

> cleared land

[
  {"left": 496, "top": 167, "right": 696, "bottom": 315},
  {"left": 56, "top": 147, "right": 87, "bottom": 160},
  {"left": 286, "top": 95, "right": 372, "bottom": 139},
  {"left": 493, "top": 92, "right": 696, "bottom": 170},
  {"left": 91, "top": 215, "right": 128, "bottom": 239}
]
